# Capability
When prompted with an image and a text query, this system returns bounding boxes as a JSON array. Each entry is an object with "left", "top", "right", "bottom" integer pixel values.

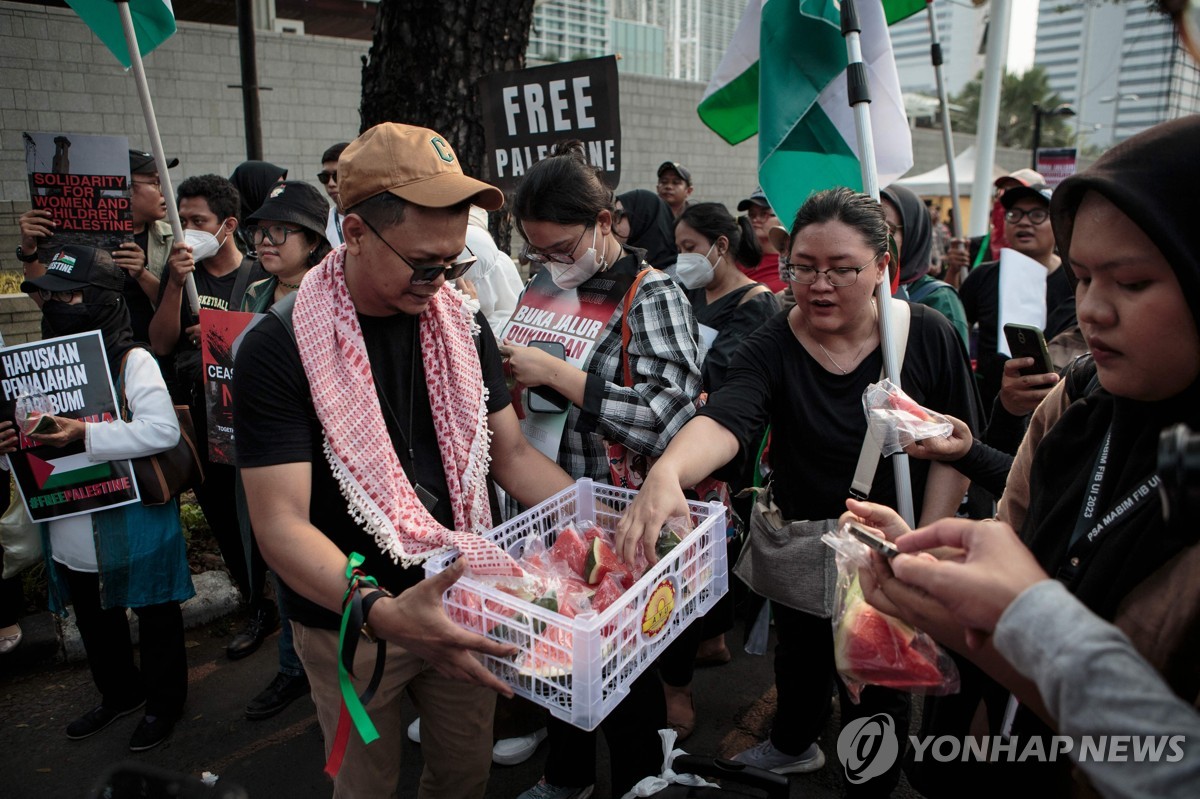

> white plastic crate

[{"left": 424, "top": 478, "right": 728, "bottom": 731}]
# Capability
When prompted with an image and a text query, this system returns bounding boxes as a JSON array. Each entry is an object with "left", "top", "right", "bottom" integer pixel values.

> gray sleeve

[{"left": 994, "top": 580, "right": 1200, "bottom": 798}]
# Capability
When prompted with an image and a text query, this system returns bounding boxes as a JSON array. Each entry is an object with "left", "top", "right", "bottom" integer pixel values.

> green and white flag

[
  {"left": 66, "top": 0, "right": 177, "bottom": 69},
  {"left": 699, "top": 0, "right": 922, "bottom": 225}
]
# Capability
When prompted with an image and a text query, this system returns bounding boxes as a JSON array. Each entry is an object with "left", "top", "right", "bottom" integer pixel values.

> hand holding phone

[
  {"left": 1003, "top": 323, "right": 1053, "bottom": 376},
  {"left": 848, "top": 521, "right": 900, "bottom": 559},
  {"left": 524, "top": 340, "right": 570, "bottom": 414}
]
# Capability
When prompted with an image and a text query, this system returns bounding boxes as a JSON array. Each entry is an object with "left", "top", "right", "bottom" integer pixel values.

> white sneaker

[
  {"left": 493, "top": 727, "right": 548, "bottom": 765},
  {"left": 732, "top": 739, "right": 825, "bottom": 774},
  {"left": 407, "top": 717, "right": 421, "bottom": 744}
]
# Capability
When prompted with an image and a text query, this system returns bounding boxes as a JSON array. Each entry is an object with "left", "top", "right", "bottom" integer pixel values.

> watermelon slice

[
  {"left": 548, "top": 525, "right": 589, "bottom": 577},
  {"left": 591, "top": 573, "right": 625, "bottom": 613},
  {"left": 887, "top": 392, "right": 934, "bottom": 423},
  {"left": 584, "top": 536, "right": 625, "bottom": 585},
  {"left": 834, "top": 576, "right": 945, "bottom": 694}
]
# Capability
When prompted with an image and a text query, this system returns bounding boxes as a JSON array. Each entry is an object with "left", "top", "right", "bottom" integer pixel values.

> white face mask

[
  {"left": 674, "top": 242, "right": 718, "bottom": 289},
  {"left": 184, "top": 225, "right": 226, "bottom": 262},
  {"left": 549, "top": 226, "right": 605, "bottom": 290}
]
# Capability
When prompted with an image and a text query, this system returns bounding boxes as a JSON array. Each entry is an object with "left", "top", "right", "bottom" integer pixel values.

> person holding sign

[
  {"left": 11, "top": 245, "right": 191, "bottom": 753},
  {"left": 233, "top": 123, "right": 577, "bottom": 799},
  {"left": 502, "top": 142, "right": 702, "bottom": 799}
]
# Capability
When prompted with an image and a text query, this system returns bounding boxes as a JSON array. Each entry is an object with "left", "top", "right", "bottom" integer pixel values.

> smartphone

[
  {"left": 1003, "top": 323, "right": 1053, "bottom": 377},
  {"left": 525, "top": 341, "right": 570, "bottom": 414},
  {"left": 848, "top": 522, "right": 899, "bottom": 559}
]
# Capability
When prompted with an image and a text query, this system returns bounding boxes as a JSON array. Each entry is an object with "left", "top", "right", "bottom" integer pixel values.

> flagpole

[
  {"left": 840, "top": 0, "right": 916, "bottom": 527},
  {"left": 926, "top": 0, "right": 962, "bottom": 238},
  {"left": 116, "top": 0, "right": 200, "bottom": 316}
]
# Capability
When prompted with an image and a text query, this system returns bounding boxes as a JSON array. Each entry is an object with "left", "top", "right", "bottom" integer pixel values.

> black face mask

[{"left": 42, "top": 302, "right": 92, "bottom": 336}]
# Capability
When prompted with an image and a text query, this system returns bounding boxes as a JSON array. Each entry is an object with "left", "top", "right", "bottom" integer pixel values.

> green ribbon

[{"left": 338, "top": 552, "right": 380, "bottom": 746}]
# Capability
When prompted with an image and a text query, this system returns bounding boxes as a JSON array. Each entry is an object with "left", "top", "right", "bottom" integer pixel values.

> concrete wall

[{"left": 0, "top": 293, "right": 43, "bottom": 345}]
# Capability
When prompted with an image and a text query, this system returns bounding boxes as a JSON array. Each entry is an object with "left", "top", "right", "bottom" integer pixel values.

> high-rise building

[
  {"left": 1035, "top": 0, "right": 1200, "bottom": 148},
  {"left": 531, "top": 0, "right": 742, "bottom": 83},
  {"left": 889, "top": 1, "right": 986, "bottom": 99}
]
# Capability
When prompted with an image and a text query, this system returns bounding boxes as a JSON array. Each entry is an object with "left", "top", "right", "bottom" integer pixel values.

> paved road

[{"left": 0, "top": 608, "right": 924, "bottom": 798}]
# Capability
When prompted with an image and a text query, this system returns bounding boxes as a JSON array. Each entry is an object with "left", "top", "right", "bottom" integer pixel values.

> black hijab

[
  {"left": 1022, "top": 117, "right": 1200, "bottom": 653},
  {"left": 229, "top": 160, "right": 288, "bottom": 221},
  {"left": 880, "top": 184, "right": 933, "bottom": 285},
  {"left": 617, "top": 189, "right": 677, "bottom": 270}
]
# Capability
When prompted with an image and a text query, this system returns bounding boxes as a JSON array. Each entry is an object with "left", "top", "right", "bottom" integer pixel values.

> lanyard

[{"left": 1059, "top": 428, "right": 1160, "bottom": 588}]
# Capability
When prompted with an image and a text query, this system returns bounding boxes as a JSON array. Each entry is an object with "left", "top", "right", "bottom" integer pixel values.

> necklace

[
  {"left": 817, "top": 339, "right": 868, "bottom": 375},
  {"left": 278, "top": 277, "right": 302, "bottom": 289}
]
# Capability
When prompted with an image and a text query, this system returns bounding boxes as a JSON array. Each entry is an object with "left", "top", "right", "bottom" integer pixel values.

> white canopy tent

[{"left": 895, "top": 145, "right": 1005, "bottom": 196}]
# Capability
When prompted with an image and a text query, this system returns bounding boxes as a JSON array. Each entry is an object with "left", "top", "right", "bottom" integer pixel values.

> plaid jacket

[{"left": 560, "top": 255, "right": 702, "bottom": 481}]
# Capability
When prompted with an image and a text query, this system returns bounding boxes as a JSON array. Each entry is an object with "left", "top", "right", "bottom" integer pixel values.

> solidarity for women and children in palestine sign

[{"left": 0, "top": 332, "right": 140, "bottom": 522}]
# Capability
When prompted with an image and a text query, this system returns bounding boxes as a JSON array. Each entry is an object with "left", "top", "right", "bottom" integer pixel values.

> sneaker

[
  {"left": 227, "top": 604, "right": 280, "bottom": 661},
  {"left": 129, "top": 714, "right": 175, "bottom": 752},
  {"left": 732, "top": 740, "right": 825, "bottom": 774},
  {"left": 65, "top": 700, "right": 145, "bottom": 740},
  {"left": 407, "top": 718, "right": 421, "bottom": 744},
  {"left": 245, "top": 672, "right": 310, "bottom": 720},
  {"left": 516, "top": 779, "right": 594, "bottom": 799},
  {"left": 493, "top": 727, "right": 548, "bottom": 766}
]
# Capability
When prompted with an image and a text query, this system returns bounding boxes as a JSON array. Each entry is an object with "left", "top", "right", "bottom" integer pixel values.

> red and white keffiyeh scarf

[{"left": 293, "top": 246, "right": 521, "bottom": 576}]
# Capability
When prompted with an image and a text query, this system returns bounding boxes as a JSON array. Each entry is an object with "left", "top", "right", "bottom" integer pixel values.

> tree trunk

[{"left": 360, "top": 0, "right": 536, "bottom": 251}]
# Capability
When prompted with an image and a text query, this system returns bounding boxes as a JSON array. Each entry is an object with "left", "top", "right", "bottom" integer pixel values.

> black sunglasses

[
  {"left": 317, "top": 170, "right": 335, "bottom": 184},
  {"left": 361, "top": 217, "right": 477, "bottom": 285}
]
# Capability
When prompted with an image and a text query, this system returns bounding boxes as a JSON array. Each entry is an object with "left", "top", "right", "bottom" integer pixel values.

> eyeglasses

[
  {"left": 886, "top": 222, "right": 902, "bottom": 237},
  {"left": 317, "top": 170, "right": 335, "bottom": 184},
  {"left": 1004, "top": 207, "right": 1049, "bottom": 225},
  {"left": 521, "top": 225, "right": 592, "bottom": 265},
  {"left": 780, "top": 257, "right": 876, "bottom": 287},
  {"left": 132, "top": 178, "right": 160, "bottom": 189},
  {"left": 248, "top": 225, "right": 305, "bottom": 246},
  {"left": 38, "top": 289, "right": 80, "bottom": 303},
  {"left": 360, "top": 217, "right": 477, "bottom": 285}
]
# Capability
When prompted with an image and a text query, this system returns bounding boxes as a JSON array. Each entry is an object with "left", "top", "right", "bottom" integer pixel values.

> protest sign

[
  {"left": 200, "top": 308, "right": 264, "bottom": 465},
  {"left": 0, "top": 331, "right": 140, "bottom": 522},
  {"left": 500, "top": 269, "right": 634, "bottom": 461},
  {"left": 1035, "top": 147, "right": 1077, "bottom": 188},
  {"left": 24, "top": 132, "right": 132, "bottom": 261},
  {"left": 479, "top": 56, "right": 621, "bottom": 192}
]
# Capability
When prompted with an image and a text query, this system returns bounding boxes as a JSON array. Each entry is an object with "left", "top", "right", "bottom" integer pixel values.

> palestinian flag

[
  {"left": 66, "top": 0, "right": 177, "bottom": 69},
  {"left": 27, "top": 451, "right": 112, "bottom": 491},
  {"left": 699, "top": 0, "right": 922, "bottom": 225}
]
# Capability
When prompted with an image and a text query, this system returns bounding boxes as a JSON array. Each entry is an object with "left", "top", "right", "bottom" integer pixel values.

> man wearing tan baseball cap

[{"left": 233, "top": 122, "right": 576, "bottom": 798}]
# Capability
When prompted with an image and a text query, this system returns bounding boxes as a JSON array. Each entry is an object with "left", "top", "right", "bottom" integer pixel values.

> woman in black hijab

[
  {"left": 881, "top": 183, "right": 968, "bottom": 347},
  {"left": 613, "top": 188, "right": 677, "bottom": 270},
  {"left": 862, "top": 116, "right": 1200, "bottom": 797},
  {"left": 229, "top": 160, "right": 288, "bottom": 253}
]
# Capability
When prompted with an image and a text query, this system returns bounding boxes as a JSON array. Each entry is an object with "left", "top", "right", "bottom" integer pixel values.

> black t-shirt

[
  {"left": 698, "top": 303, "right": 982, "bottom": 522},
  {"left": 687, "top": 283, "right": 780, "bottom": 392},
  {"left": 233, "top": 307, "right": 511, "bottom": 629},
  {"left": 157, "top": 256, "right": 265, "bottom": 395},
  {"left": 126, "top": 229, "right": 155, "bottom": 345},
  {"left": 959, "top": 260, "right": 1073, "bottom": 411}
]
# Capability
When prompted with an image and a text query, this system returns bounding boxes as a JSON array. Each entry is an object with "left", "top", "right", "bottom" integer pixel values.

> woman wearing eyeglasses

[
  {"left": 501, "top": 141, "right": 702, "bottom": 799},
  {"left": 616, "top": 187, "right": 981, "bottom": 793},
  {"left": 240, "top": 182, "right": 332, "bottom": 313}
]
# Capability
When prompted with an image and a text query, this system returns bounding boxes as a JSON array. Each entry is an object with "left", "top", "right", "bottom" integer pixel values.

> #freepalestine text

[{"left": 1, "top": 341, "right": 89, "bottom": 413}]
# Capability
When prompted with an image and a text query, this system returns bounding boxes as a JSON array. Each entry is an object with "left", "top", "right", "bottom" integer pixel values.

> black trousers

[
  {"left": 60, "top": 565, "right": 187, "bottom": 719},
  {"left": 772, "top": 602, "right": 910, "bottom": 798},
  {"left": 543, "top": 669, "right": 667, "bottom": 795}
]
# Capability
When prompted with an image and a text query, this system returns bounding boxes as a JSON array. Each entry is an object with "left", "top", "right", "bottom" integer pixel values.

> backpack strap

[
  {"left": 906, "top": 277, "right": 953, "bottom": 304},
  {"left": 269, "top": 290, "right": 299, "bottom": 348},
  {"left": 620, "top": 266, "right": 656, "bottom": 387},
  {"left": 736, "top": 282, "right": 773, "bottom": 306},
  {"left": 229, "top": 258, "right": 256, "bottom": 314}
]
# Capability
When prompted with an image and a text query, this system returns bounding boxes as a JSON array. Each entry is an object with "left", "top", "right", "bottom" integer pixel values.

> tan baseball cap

[
  {"left": 994, "top": 168, "right": 1045, "bottom": 191},
  {"left": 336, "top": 123, "right": 504, "bottom": 213}
]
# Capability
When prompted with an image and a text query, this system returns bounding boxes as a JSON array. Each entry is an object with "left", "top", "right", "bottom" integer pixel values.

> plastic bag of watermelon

[
  {"left": 822, "top": 523, "right": 960, "bottom": 703},
  {"left": 862, "top": 378, "right": 953, "bottom": 457}
]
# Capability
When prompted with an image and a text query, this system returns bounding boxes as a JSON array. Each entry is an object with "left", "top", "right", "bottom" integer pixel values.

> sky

[{"left": 1008, "top": 0, "right": 1040, "bottom": 74}]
